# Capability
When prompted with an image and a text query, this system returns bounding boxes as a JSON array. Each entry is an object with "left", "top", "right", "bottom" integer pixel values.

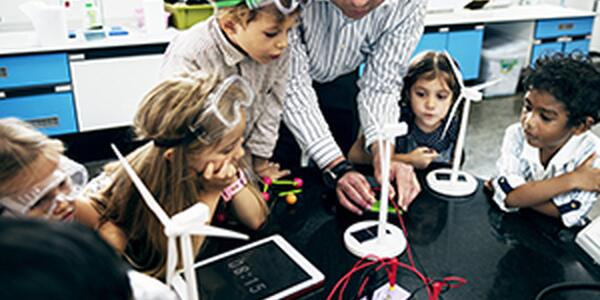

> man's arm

[
  {"left": 282, "top": 27, "right": 344, "bottom": 170},
  {"left": 358, "top": 1, "right": 426, "bottom": 153}
]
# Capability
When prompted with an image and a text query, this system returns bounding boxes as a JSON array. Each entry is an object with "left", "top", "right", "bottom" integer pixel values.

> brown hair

[
  {"left": 0, "top": 118, "right": 64, "bottom": 196},
  {"left": 401, "top": 51, "right": 461, "bottom": 107},
  {"left": 93, "top": 72, "right": 246, "bottom": 278}
]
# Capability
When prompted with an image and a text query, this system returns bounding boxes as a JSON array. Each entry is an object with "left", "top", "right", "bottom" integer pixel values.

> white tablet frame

[{"left": 179, "top": 234, "right": 325, "bottom": 300}]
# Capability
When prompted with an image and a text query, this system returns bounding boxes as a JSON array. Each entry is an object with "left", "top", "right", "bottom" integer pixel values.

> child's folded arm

[
  {"left": 550, "top": 189, "right": 599, "bottom": 227},
  {"left": 230, "top": 184, "right": 269, "bottom": 231},
  {"left": 502, "top": 173, "right": 577, "bottom": 209}
]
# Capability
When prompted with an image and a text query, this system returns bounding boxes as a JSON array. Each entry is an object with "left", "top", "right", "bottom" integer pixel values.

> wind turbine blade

[
  {"left": 440, "top": 95, "right": 464, "bottom": 140},
  {"left": 444, "top": 50, "right": 465, "bottom": 88},
  {"left": 110, "top": 144, "right": 171, "bottom": 225},
  {"left": 471, "top": 78, "right": 503, "bottom": 91},
  {"left": 189, "top": 225, "right": 249, "bottom": 240}
]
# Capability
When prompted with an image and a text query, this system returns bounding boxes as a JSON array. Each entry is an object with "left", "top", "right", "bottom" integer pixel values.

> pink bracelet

[{"left": 221, "top": 170, "right": 248, "bottom": 202}]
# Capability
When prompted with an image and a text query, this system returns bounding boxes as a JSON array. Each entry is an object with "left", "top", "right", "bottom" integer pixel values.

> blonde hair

[
  {"left": 0, "top": 118, "right": 64, "bottom": 196},
  {"left": 94, "top": 72, "right": 246, "bottom": 278}
]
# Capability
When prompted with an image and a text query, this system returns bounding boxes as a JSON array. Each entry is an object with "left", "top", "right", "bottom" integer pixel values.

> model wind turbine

[
  {"left": 343, "top": 107, "right": 408, "bottom": 258},
  {"left": 425, "top": 52, "right": 501, "bottom": 198},
  {"left": 111, "top": 144, "right": 248, "bottom": 300}
]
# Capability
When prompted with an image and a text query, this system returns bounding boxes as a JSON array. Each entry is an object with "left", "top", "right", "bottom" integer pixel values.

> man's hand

[
  {"left": 336, "top": 171, "right": 376, "bottom": 215},
  {"left": 372, "top": 143, "right": 420, "bottom": 211}
]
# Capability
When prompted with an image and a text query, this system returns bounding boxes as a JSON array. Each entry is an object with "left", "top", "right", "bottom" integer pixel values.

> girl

[
  {"left": 0, "top": 118, "right": 97, "bottom": 225},
  {"left": 160, "top": 0, "right": 300, "bottom": 180},
  {"left": 89, "top": 72, "right": 268, "bottom": 278},
  {"left": 349, "top": 51, "right": 461, "bottom": 169}
]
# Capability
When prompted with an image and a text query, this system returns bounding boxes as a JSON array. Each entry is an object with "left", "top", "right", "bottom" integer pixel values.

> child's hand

[
  {"left": 572, "top": 153, "right": 600, "bottom": 192},
  {"left": 408, "top": 147, "right": 439, "bottom": 169},
  {"left": 200, "top": 159, "right": 238, "bottom": 192},
  {"left": 254, "top": 158, "right": 291, "bottom": 180}
]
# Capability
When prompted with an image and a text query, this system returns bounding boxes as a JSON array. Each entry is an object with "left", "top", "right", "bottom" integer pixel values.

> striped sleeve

[
  {"left": 283, "top": 27, "right": 343, "bottom": 169},
  {"left": 492, "top": 124, "right": 527, "bottom": 212},
  {"left": 359, "top": 0, "right": 426, "bottom": 151}
]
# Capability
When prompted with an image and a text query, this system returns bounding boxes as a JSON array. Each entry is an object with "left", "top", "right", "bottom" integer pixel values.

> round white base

[
  {"left": 426, "top": 168, "right": 478, "bottom": 199},
  {"left": 343, "top": 220, "right": 406, "bottom": 259}
]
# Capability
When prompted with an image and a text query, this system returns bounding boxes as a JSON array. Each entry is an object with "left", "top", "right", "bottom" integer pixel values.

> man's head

[{"left": 331, "top": 0, "right": 384, "bottom": 19}]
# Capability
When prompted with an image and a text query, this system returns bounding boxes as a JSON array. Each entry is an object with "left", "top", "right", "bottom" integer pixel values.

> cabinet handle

[
  {"left": 69, "top": 54, "right": 86, "bottom": 61},
  {"left": 558, "top": 23, "right": 574, "bottom": 31},
  {"left": 0, "top": 91, "right": 5, "bottom": 99},
  {"left": 0, "top": 66, "right": 7, "bottom": 78},
  {"left": 54, "top": 85, "right": 72, "bottom": 93}
]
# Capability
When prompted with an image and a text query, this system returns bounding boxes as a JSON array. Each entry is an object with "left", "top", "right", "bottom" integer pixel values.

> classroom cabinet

[
  {"left": 413, "top": 25, "right": 484, "bottom": 80},
  {"left": 0, "top": 53, "right": 78, "bottom": 135},
  {"left": 530, "top": 17, "right": 594, "bottom": 64}
]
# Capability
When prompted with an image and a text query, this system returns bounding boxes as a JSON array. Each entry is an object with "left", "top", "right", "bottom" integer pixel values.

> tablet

[{"left": 190, "top": 235, "right": 325, "bottom": 300}]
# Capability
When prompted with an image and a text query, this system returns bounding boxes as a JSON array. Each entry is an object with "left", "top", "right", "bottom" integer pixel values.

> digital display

[{"left": 196, "top": 241, "right": 312, "bottom": 300}]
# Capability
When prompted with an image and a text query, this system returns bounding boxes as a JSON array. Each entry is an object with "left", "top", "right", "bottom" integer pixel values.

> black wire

[{"left": 535, "top": 282, "right": 600, "bottom": 300}]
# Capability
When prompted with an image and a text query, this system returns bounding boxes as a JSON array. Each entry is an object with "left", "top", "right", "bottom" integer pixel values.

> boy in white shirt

[{"left": 489, "top": 53, "right": 600, "bottom": 227}]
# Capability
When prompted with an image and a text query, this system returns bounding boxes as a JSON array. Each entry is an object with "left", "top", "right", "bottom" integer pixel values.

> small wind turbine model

[
  {"left": 343, "top": 108, "right": 408, "bottom": 258},
  {"left": 111, "top": 144, "right": 249, "bottom": 300},
  {"left": 425, "top": 52, "right": 501, "bottom": 198}
]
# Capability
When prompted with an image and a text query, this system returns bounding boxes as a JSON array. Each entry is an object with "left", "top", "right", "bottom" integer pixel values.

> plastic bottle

[{"left": 83, "top": 1, "right": 103, "bottom": 30}]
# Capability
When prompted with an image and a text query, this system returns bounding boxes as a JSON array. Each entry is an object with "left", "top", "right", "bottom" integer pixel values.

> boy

[
  {"left": 489, "top": 53, "right": 600, "bottom": 227},
  {"left": 160, "top": 0, "right": 299, "bottom": 179}
]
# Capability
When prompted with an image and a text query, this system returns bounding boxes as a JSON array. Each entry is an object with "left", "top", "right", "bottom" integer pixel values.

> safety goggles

[
  {"left": 0, "top": 156, "right": 88, "bottom": 218},
  {"left": 213, "top": 0, "right": 302, "bottom": 15},
  {"left": 154, "top": 74, "right": 254, "bottom": 148}
]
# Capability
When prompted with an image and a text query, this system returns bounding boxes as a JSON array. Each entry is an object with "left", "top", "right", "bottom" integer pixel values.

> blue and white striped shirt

[
  {"left": 283, "top": 0, "right": 426, "bottom": 168},
  {"left": 492, "top": 123, "right": 600, "bottom": 227}
]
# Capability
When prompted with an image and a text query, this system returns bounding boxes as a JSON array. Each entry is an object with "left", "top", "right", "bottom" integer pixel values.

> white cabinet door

[{"left": 70, "top": 53, "right": 163, "bottom": 132}]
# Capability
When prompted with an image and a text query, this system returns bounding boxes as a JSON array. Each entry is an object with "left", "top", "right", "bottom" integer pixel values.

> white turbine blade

[
  {"left": 440, "top": 95, "right": 465, "bottom": 140},
  {"left": 471, "top": 78, "right": 503, "bottom": 91},
  {"left": 444, "top": 51, "right": 465, "bottom": 88},
  {"left": 189, "top": 224, "right": 249, "bottom": 240},
  {"left": 110, "top": 144, "right": 171, "bottom": 225},
  {"left": 383, "top": 122, "right": 408, "bottom": 138}
]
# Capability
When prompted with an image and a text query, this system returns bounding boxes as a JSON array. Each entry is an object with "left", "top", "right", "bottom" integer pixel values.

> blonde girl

[
  {"left": 0, "top": 118, "right": 97, "bottom": 224},
  {"left": 90, "top": 72, "right": 268, "bottom": 278}
]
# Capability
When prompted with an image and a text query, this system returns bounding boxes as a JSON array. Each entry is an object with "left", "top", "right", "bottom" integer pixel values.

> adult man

[{"left": 275, "top": 0, "right": 426, "bottom": 214}]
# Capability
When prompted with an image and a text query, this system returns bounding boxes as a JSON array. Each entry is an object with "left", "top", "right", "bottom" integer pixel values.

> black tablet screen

[{"left": 196, "top": 241, "right": 312, "bottom": 300}]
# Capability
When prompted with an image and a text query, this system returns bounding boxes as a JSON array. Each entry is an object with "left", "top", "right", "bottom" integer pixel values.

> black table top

[{"left": 250, "top": 167, "right": 600, "bottom": 300}]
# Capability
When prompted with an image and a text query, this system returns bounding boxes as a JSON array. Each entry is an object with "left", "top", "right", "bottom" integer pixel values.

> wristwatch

[
  {"left": 221, "top": 170, "right": 248, "bottom": 202},
  {"left": 322, "top": 160, "right": 354, "bottom": 189}
]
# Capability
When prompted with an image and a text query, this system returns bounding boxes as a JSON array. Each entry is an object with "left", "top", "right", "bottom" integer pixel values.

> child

[
  {"left": 348, "top": 51, "right": 461, "bottom": 169},
  {"left": 89, "top": 72, "right": 269, "bottom": 278},
  {"left": 160, "top": 0, "right": 300, "bottom": 179},
  {"left": 489, "top": 53, "right": 600, "bottom": 227},
  {"left": 0, "top": 118, "right": 97, "bottom": 225}
]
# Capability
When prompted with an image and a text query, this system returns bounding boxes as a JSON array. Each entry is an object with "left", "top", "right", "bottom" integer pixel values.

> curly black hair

[{"left": 522, "top": 52, "right": 600, "bottom": 127}]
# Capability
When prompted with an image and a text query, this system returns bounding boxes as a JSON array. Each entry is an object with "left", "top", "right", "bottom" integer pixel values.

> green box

[{"left": 165, "top": 3, "right": 214, "bottom": 30}]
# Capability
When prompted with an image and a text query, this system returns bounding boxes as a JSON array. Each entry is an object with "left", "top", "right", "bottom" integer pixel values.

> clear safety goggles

[
  {"left": 0, "top": 155, "right": 88, "bottom": 218},
  {"left": 212, "top": 0, "right": 302, "bottom": 15},
  {"left": 154, "top": 74, "right": 254, "bottom": 148}
]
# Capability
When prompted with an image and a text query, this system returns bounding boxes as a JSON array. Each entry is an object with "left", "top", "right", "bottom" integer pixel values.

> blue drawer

[
  {"left": 0, "top": 53, "right": 71, "bottom": 90},
  {"left": 414, "top": 32, "right": 447, "bottom": 55},
  {"left": 0, "top": 93, "right": 78, "bottom": 135},
  {"left": 535, "top": 17, "right": 594, "bottom": 39},
  {"left": 531, "top": 42, "right": 563, "bottom": 65},
  {"left": 564, "top": 39, "right": 590, "bottom": 55},
  {"left": 447, "top": 29, "right": 484, "bottom": 80}
]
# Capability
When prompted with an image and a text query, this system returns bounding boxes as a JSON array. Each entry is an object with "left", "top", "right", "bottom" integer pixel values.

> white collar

[{"left": 521, "top": 130, "right": 587, "bottom": 170}]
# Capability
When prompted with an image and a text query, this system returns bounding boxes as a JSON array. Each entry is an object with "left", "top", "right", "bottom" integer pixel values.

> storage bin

[
  {"left": 481, "top": 38, "right": 529, "bottom": 97},
  {"left": 165, "top": 3, "right": 213, "bottom": 30}
]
